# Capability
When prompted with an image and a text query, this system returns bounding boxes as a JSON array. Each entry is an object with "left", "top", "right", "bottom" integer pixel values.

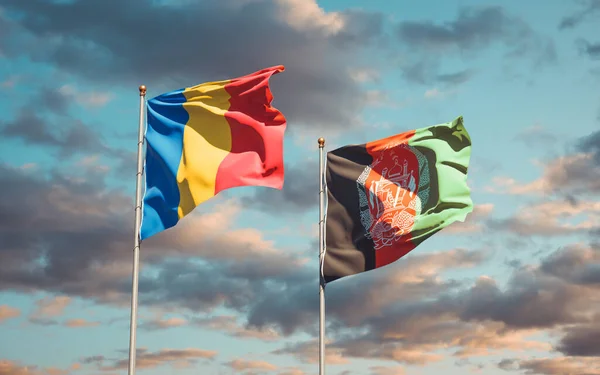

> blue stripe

[{"left": 140, "top": 89, "right": 189, "bottom": 240}]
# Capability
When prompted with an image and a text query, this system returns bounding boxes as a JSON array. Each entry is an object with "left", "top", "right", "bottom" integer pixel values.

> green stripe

[{"left": 407, "top": 116, "right": 473, "bottom": 245}]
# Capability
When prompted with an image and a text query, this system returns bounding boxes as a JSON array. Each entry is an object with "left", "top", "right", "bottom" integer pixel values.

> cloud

[
  {"left": 190, "top": 315, "right": 280, "bottom": 341},
  {"left": 0, "top": 360, "right": 39, "bottom": 375},
  {"left": 0, "top": 162, "right": 146, "bottom": 301},
  {"left": 540, "top": 244, "right": 600, "bottom": 285},
  {"left": 225, "top": 359, "right": 278, "bottom": 372},
  {"left": 498, "top": 358, "right": 518, "bottom": 371},
  {"left": 579, "top": 129, "right": 600, "bottom": 164},
  {"left": 556, "top": 325, "right": 600, "bottom": 356},
  {"left": 273, "top": 0, "right": 344, "bottom": 35},
  {"left": 63, "top": 319, "right": 100, "bottom": 328},
  {"left": 0, "top": 75, "right": 20, "bottom": 89},
  {"left": 364, "top": 89, "right": 391, "bottom": 107},
  {"left": 0, "top": 305, "right": 20, "bottom": 323},
  {"left": 369, "top": 366, "right": 405, "bottom": 375},
  {"left": 140, "top": 316, "right": 187, "bottom": 331},
  {"left": 348, "top": 67, "right": 380, "bottom": 83},
  {"left": 0, "top": 162, "right": 314, "bottom": 333},
  {"left": 247, "top": 248, "right": 486, "bottom": 337},
  {"left": 457, "top": 276, "right": 587, "bottom": 330},
  {"left": 100, "top": 348, "right": 217, "bottom": 370},
  {"left": 513, "top": 357, "right": 600, "bottom": 375},
  {"left": 397, "top": 7, "right": 511, "bottom": 50},
  {"left": 56, "top": 85, "right": 112, "bottom": 108},
  {"left": 504, "top": 130, "right": 600, "bottom": 197},
  {"left": 276, "top": 368, "right": 306, "bottom": 375},
  {"left": 443, "top": 203, "right": 494, "bottom": 234},
  {"left": 272, "top": 340, "right": 350, "bottom": 365},
  {"left": 1, "top": 0, "right": 384, "bottom": 132},
  {"left": 270, "top": 244, "right": 599, "bottom": 367},
  {"left": 0, "top": 360, "right": 78, "bottom": 375},
  {"left": 32, "top": 296, "right": 71, "bottom": 317},
  {"left": 4, "top": 84, "right": 111, "bottom": 119},
  {"left": 240, "top": 161, "right": 319, "bottom": 214},
  {"left": 452, "top": 245, "right": 600, "bottom": 346},
  {"left": 486, "top": 199, "right": 600, "bottom": 236},
  {"left": 339, "top": 337, "right": 446, "bottom": 365},
  {"left": 514, "top": 125, "right": 558, "bottom": 147},
  {"left": 44, "top": 368, "right": 70, "bottom": 375},
  {"left": 558, "top": 0, "right": 600, "bottom": 30},
  {"left": 137, "top": 256, "right": 308, "bottom": 319},
  {"left": 487, "top": 152, "right": 600, "bottom": 196},
  {"left": 138, "top": 314, "right": 281, "bottom": 341},
  {"left": 2, "top": 160, "right": 599, "bottom": 369},
  {"left": 38, "top": 87, "right": 71, "bottom": 115},
  {"left": 577, "top": 39, "right": 600, "bottom": 60},
  {"left": 28, "top": 296, "right": 71, "bottom": 325},
  {"left": 436, "top": 69, "right": 474, "bottom": 86},
  {"left": 2, "top": 163, "right": 599, "bottom": 371},
  {"left": 0, "top": 110, "right": 111, "bottom": 158},
  {"left": 394, "top": 6, "right": 555, "bottom": 84},
  {"left": 328, "top": 307, "right": 550, "bottom": 365},
  {"left": 423, "top": 88, "right": 442, "bottom": 99},
  {"left": 422, "top": 86, "right": 461, "bottom": 100},
  {"left": 80, "top": 356, "right": 105, "bottom": 365}
]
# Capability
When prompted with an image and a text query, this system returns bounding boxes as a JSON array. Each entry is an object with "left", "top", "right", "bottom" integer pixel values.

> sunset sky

[{"left": 1, "top": 1, "right": 599, "bottom": 375}]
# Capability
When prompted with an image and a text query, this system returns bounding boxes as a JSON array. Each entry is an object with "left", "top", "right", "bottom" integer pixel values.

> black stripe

[{"left": 324, "top": 144, "right": 376, "bottom": 282}]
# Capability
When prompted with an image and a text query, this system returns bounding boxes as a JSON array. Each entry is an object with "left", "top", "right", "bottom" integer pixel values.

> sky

[{"left": 0, "top": 0, "right": 599, "bottom": 375}]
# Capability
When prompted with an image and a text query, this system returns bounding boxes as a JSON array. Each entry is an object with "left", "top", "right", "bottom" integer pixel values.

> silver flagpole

[
  {"left": 127, "top": 85, "right": 146, "bottom": 375},
  {"left": 318, "top": 137, "right": 326, "bottom": 375}
]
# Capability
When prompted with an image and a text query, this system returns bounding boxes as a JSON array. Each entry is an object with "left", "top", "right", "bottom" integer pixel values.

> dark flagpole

[{"left": 318, "top": 137, "right": 326, "bottom": 375}]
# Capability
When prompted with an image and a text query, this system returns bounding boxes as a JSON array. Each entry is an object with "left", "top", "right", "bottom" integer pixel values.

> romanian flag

[
  {"left": 324, "top": 117, "right": 473, "bottom": 282},
  {"left": 140, "top": 66, "right": 287, "bottom": 240}
]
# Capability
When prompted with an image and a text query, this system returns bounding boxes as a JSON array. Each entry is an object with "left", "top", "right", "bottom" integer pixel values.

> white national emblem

[{"left": 356, "top": 143, "right": 429, "bottom": 250}]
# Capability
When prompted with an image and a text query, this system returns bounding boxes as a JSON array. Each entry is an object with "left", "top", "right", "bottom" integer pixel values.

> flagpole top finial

[
  {"left": 318, "top": 138, "right": 325, "bottom": 148},
  {"left": 139, "top": 85, "right": 146, "bottom": 96}
]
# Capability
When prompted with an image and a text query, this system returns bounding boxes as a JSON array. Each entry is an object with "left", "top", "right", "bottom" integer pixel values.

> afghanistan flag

[{"left": 323, "top": 116, "right": 473, "bottom": 283}]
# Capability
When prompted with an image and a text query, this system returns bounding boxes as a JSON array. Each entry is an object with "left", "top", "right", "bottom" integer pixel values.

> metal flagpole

[
  {"left": 127, "top": 84, "right": 146, "bottom": 375},
  {"left": 318, "top": 137, "right": 326, "bottom": 375}
]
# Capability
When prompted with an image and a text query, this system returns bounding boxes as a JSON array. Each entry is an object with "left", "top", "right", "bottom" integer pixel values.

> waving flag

[
  {"left": 140, "top": 66, "right": 287, "bottom": 240},
  {"left": 323, "top": 116, "right": 473, "bottom": 282}
]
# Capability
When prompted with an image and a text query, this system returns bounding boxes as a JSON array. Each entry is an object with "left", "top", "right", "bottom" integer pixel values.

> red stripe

[
  {"left": 215, "top": 66, "right": 287, "bottom": 194},
  {"left": 375, "top": 238, "right": 416, "bottom": 268},
  {"left": 363, "top": 129, "right": 419, "bottom": 269},
  {"left": 365, "top": 129, "right": 415, "bottom": 154}
]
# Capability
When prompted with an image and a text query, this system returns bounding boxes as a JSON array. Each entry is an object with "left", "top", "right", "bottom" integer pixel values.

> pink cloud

[
  {"left": 226, "top": 359, "right": 278, "bottom": 372},
  {"left": 63, "top": 319, "right": 100, "bottom": 328},
  {"left": 0, "top": 305, "right": 20, "bottom": 323}
]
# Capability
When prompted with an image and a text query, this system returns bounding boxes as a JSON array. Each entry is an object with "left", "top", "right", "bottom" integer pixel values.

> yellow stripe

[{"left": 176, "top": 80, "right": 233, "bottom": 218}]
